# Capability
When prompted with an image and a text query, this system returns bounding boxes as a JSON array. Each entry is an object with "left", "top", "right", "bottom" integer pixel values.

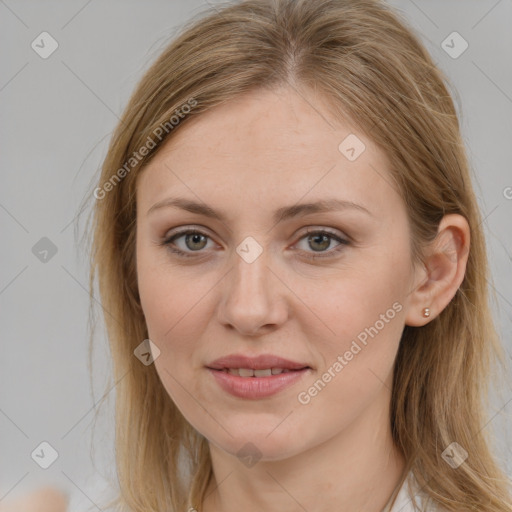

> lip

[
  {"left": 207, "top": 367, "right": 311, "bottom": 399},
  {"left": 206, "top": 353, "right": 311, "bottom": 371},
  {"left": 205, "top": 353, "right": 312, "bottom": 399}
]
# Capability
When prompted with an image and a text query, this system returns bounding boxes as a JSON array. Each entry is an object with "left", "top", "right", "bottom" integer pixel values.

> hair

[{"left": 81, "top": 0, "right": 512, "bottom": 511}]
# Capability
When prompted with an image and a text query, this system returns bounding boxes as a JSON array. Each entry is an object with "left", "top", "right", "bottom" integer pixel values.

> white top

[
  {"left": 69, "top": 470, "right": 447, "bottom": 512},
  {"left": 385, "top": 471, "right": 445, "bottom": 512},
  {"left": 386, "top": 474, "right": 421, "bottom": 511}
]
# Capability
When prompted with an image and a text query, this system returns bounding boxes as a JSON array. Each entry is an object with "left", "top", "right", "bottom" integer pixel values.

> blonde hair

[{"left": 83, "top": 0, "right": 512, "bottom": 510}]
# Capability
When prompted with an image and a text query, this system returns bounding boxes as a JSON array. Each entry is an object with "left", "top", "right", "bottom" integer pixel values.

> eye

[
  {"left": 161, "top": 229, "right": 215, "bottom": 258},
  {"left": 293, "top": 228, "right": 349, "bottom": 260},
  {"left": 160, "top": 227, "right": 350, "bottom": 260}
]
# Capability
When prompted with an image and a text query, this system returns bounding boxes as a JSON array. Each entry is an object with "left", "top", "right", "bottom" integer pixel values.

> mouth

[
  {"left": 208, "top": 367, "right": 310, "bottom": 377},
  {"left": 205, "top": 353, "right": 312, "bottom": 399},
  {"left": 206, "top": 366, "right": 311, "bottom": 399},
  {"left": 206, "top": 353, "right": 312, "bottom": 373}
]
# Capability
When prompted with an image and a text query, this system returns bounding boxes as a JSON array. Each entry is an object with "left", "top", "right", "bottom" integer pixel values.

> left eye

[
  {"left": 161, "top": 228, "right": 349, "bottom": 260},
  {"left": 294, "top": 229, "right": 349, "bottom": 259}
]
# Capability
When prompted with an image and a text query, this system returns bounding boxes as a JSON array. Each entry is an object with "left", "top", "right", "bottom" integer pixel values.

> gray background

[{"left": 1, "top": 1, "right": 511, "bottom": 510}]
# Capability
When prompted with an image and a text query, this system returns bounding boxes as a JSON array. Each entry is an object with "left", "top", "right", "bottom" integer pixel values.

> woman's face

[{"left": 135, "top": 86, "right": 419, "bottom": 460}]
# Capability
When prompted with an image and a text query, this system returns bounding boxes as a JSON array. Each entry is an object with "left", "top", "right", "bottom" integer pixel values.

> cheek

[
  {"left": 139, "top": 274, "right": 201, "bottom": 342},
  {"left": 136, "top": 255, "right": 211, "bottom": 406},
  {"left": 300, "top": 246, "right": 408, "bottom": 383},
  {"left": 295, "top": 280, "right": 404, "bottom": 425},
  {"left": 136, "top": 246, "right": 215, "bottom": 361},
  {"left": 304, "top": 279, "right": 404, "bottom": 377}
]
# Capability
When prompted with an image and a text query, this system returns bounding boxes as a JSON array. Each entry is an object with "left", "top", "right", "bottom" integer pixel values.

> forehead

[{"left": 136, "top": 86, "right": 402, "bottom": 220}]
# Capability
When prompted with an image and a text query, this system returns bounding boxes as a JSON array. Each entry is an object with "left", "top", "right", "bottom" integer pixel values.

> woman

[{"left": 86, "top": 0, "right": 512, "bottom": 511}]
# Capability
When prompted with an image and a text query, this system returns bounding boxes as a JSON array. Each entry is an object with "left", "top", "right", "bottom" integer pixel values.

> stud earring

[{"left": 422, "top": 307, "right": 430, "bottom": 318}]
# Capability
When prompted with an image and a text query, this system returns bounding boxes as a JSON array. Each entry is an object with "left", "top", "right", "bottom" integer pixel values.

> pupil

[
  {"left": 187, "top": 233, "right": 206, "bottom": 250},
  {"left": 311, "top": 234, "right": 329, "bottom": 251}
]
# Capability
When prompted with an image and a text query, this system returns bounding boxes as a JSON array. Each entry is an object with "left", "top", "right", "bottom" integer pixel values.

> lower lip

[{"left": 207, "top": 368, "right": 311, "bottom": 399}]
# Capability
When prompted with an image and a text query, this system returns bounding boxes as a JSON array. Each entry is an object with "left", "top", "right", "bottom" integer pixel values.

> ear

[{"left": 404, "top": 214, "right": 470, "bottom": 327}]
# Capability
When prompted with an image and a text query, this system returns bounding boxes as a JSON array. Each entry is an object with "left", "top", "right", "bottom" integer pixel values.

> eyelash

[{"left": 160, "top": 227, "right": 350, "bottom": 260}]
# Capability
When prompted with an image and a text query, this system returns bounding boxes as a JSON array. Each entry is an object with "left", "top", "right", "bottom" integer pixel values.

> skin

[
  {"left": 135, "top": 85, "right": 470, "bottom": 512},
  {"left": 0, "top": 487, "right": 68, "bottom": 512}
]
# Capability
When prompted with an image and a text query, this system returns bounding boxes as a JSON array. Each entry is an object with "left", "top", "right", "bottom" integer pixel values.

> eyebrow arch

[{"left": 147, "top": 196, "right": 374, "bottom": 223}]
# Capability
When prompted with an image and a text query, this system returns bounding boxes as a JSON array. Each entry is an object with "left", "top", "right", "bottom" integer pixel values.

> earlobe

[{"left": 404, "top": 214, "right": 470, "bottom": 327}]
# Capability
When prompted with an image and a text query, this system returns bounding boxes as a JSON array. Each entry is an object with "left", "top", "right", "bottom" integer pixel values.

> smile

[
  {"left": 217, "top": 367, "right": 305, "bottom": 377},
  {"left": 207, "top": 367, "right": 311, "bottom": 399}
]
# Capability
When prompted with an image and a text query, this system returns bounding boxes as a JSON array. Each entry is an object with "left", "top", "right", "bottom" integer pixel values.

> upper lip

[{"left": 207, "top": 354, "right": 311, "bottom": 371}]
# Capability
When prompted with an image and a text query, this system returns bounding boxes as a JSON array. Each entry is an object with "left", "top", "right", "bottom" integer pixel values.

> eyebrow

[{"left": 147, "top": 196, "right": 374, "bottom": 224}]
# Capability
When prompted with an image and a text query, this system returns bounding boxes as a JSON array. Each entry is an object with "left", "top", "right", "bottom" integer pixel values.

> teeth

[
  {"left": 224, "top": 368, "right": 292, "bottom": 377},
  {"left": 254, "top": 369, "right": 272, "bottom": 377}
]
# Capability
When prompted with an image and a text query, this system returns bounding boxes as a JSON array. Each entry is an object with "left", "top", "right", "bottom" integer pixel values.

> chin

[{"left": 207, "top": 426, "right": 308, "bottom": 463}]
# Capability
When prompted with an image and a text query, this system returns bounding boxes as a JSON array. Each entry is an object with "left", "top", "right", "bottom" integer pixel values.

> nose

[{"left": 217, "top": 245, "right": 288, "bottom": 336}]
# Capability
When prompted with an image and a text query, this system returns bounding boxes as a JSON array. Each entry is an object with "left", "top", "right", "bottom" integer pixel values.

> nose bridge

[
  {"left": 231, "top": 236, "right": 274, "bottom": 307},
  {"left": 233, "top": 240, "right": 270, "bottom": 294}
]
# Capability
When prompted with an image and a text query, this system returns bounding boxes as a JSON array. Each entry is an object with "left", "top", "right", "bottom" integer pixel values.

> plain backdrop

[{"left": 1, "top": 1, "right": 511, "bottom": 510}]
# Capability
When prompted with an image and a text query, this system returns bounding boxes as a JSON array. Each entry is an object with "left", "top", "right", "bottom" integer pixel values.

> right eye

[{"left": 161, "top": 229, "right": 215, "bottom": 258}]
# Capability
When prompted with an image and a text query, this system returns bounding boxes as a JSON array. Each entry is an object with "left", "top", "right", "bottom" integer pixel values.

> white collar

[
  {"left": 384, "top": 471, "right": 446, "bottom": 512},
  {"left": 385, "top": 471, "right": 423, "bottom": 512}
]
